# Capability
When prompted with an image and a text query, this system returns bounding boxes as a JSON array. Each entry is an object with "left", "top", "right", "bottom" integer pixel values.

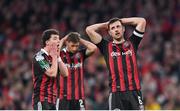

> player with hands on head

[
  {"left": 86, "top": 17, "right": 146, "bottom": 110},
  {"left": 56, "top": 32, "right": 97, "bottom": 110}
]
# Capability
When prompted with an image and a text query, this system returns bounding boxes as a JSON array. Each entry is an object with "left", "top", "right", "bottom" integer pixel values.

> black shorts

[
  {"left": 109, "top": 90, "right": 144, "bottom": 110},
  {"left": 57, "top": 98, "right": 85, "bottom": 110},
  {"left": 33, "top": 100, "right": 56, "bottom": 110}
]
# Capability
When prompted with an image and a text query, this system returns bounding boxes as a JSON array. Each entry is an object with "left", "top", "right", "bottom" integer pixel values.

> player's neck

[
  {"left": 43, "top": 47, "right": 50, "bottom": 55},
  {"left": 113, "top": 38, "right": 125, "bottom": 44}
]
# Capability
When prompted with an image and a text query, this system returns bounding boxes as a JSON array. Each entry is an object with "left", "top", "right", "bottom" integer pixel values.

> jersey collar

[{"left": 41, "top": 48, "right": 49, "bottom": 56}]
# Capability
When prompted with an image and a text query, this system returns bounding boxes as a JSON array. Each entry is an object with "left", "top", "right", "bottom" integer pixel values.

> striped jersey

[
  {"left": 57, "top": 48, "right": 88, "bottom": 100},
  {"left": 96, "top": 29, "right": 144, "bottom": 92},
  {"left": 32, "top": 49, "right": 57, "bottom": 105}
]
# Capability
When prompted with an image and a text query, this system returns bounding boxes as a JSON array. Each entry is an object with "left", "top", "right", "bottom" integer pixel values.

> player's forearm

[
  {"left": 120, "top": 17, "right": 146, "bottom": 32},
  {"left": 79, "top": 38, "right": 97, "bottom": 52},
  {"left": 120, "top": 17, "right": 146, "bottom": 26},
  {"left": 86, "top": 22, "right": 108, "bottom": 31},
  {"left": 58, "top": 57, "right": 68, "bottom": 77},
  {"left": 59, "top": 37, "right": 66, "bottom": 50},
  {"left": 86, "top": 23, "right": 107, "bottom": 44}
]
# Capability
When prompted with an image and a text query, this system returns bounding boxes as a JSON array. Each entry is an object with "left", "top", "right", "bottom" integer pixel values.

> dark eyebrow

[
  {"left": 111, "top": 26, "right": 115, "bottom": 29},
  {"left": 53, "top": 36, "right": 59, "bottom": 39}
]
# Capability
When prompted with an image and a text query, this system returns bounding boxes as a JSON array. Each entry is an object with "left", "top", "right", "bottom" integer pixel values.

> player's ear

[{"left": 45, "top": 40, "right": 49, "bottom": 46}]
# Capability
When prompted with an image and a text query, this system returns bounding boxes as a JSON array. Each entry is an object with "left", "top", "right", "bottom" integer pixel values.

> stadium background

[{"left": 0, "top": 0, "right": 179, "bottom": 109}]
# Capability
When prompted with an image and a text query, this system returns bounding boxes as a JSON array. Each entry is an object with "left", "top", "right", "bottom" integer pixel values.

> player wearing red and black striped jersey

[
  {"left": 32, "top": 29, "right": 68, "bottom": 110},
  {"left": 56, "top": 32, "right": 97, "bottom": 110},
  {"left": 86, "top": 17, "right": 146, "bottom": 110}
]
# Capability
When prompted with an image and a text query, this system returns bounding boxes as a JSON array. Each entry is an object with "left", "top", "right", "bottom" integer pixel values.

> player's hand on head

[
  {"left": 59, "top": 35, "right": 67, "bottom": 45},
  {"left": 62, "top": 35, "right": 68, "bottom": 41}
]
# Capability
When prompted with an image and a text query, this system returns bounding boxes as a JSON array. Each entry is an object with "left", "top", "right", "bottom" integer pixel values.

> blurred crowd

[{"left": 0, "top": 0, "right": 180, "bottom": 110}]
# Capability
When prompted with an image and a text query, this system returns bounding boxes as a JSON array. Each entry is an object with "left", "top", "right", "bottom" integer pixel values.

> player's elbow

[
  {"left": 91, "top": 44, "right": 97, "bottom": 52},
  {"left": 140, "top": 18, "right": 146, "bottom": 26},
  {"left": 86, "top": 26, "right": 93, "bottom": 35}
]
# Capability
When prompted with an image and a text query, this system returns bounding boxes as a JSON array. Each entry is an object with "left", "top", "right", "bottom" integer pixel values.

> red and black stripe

[
  {"left": 79, "top": 53, "right": 85, "bottom": 99},
  {"left": 66, "top": 52, "right": 72, "bottom": 100},
  {"left": 131, "top": 44, "right": 141, "bottom": 89},
  {"left": 59, "top": 52, "right": 68, "bottom": 99},
  {"left": 108, "top": 42, "right": 117, "bottom": 92},
  {"left": 59, "top": 50, "right": 85, "bottom": 100},
  {"left": 32, "top": 54, "right": 57, "bottom": 105},
  {"left": 74, "top": 55, "right": 80, "bottom": 99},
  {"left": 107, "top": 41, "right": 141, "bottom": 92},
  {"left": 115, "top": 45, "right": 126, "bottom": 91},
  {"left": 120, "top": 45, "right": 130, "bottom": 90}
]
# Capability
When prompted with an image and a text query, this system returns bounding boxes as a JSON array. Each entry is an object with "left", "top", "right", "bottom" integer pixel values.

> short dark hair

[
  {"left": 41, "top": 29, "right": 59, "bottom": 47},
  {"left": 108, "top": 17, "right": 123, "bottom": 29},
  {"left": 66, "top": 32, "right": 80, "bottom": 43}
]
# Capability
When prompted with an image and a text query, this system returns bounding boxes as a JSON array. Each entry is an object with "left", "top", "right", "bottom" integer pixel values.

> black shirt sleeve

[
  {"left": 33, "top": 54, "right": 50, "bottom": 74},
  {"left": 79, "top": 48, "right": 89, "bottom": 60},
  {"left": 129, "top": 29, "right": 144, "bottom": 52},
  {"left": 96, "top": 38, "right": 109, "bottom": 55}
]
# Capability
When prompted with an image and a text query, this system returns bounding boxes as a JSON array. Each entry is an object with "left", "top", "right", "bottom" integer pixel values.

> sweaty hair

[
  {"left": 66, "top": 32, "right": 80, "bottom": 43},
  {"left": 41, "top": 29, "right": 59, "bottom": 47},
  {"left": 108, "top": 17, "right": 123, "bottom": 29}
]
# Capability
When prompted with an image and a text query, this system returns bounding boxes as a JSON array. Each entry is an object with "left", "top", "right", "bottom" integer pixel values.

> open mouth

[{"left": 116, "top": 32, "right": 120, "bottom": 36}]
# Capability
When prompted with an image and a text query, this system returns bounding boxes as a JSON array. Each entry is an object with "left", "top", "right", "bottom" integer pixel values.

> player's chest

[
  {"left": 109, "top": 41, "right": 134, "bottom": 58},
  {"left": 61, "top": 52, "right": 83, "bottom": 69}
]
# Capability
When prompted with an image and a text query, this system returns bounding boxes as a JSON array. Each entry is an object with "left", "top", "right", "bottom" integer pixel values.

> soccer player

[
  {"left": 86, "top": 17, "right": 146, "bottom": 110},
  {"left": 56, "top": 32, "right": 97, "bottom": 110},
  {"left": 32, "top": 29, "right": 68, "bottom": 110}
]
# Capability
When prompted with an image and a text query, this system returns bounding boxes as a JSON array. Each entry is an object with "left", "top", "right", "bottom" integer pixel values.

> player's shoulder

[
  {"left": 61, "top": 48, "right": 67, "bottom": 54},
  {"left": 34, "top": 50, "right": 45, "bottom": 61},
  {"left": 97, "top": 37, "right": 109, "bottom": 46}
]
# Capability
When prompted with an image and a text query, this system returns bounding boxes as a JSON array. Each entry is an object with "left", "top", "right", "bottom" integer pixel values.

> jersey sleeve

[
  {"left": 79, "top": 48, "right": 88, "bottom": 60},
  {"left": 33, "top": 54, "right": 50, "bottom": 73},
  {"left": 96, "top": 38, "right": 109, "bottom": 55},
  {"left": 129, "top": 29, "right": 145, "bottom": 52}
]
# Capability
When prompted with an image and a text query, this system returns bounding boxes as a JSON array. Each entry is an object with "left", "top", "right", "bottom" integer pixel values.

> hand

[
  {"left": 59, "top": 36, "right": 68, "bottom": 47},
  {"left": 61, "top": 35, "right": 68, "bottom": 42},
  {"left": 58, "top": 35, "right": 68, "bottom": 50},
  {"left": 49, "top": 43, "right": 59, "bottom": 57}
]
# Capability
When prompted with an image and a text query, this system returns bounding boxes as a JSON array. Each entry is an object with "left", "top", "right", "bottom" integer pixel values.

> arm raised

[
  {"left": 79, "top": 38, "right": 97, "bottom": 56},
  {"left": 86, "top": 22, "right": 108, "bottom": 44},
  {"left": 120, "top": 17, "right": 146, "bottom": 32}
]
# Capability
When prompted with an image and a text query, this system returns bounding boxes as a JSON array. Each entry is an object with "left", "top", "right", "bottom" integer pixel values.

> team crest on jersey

[
  {"left": 122, "top": 41, "right": 131, "bottom": 51},
  {"left": 75, "top": 53, "right": 81, "bottom": 59},
  {"left": 35, "top": 55, "right": 44, "bottom": 61}
]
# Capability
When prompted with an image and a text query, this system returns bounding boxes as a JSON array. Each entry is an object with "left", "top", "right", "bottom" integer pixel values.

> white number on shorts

[
  {"left": 138, "top": 96, "right": 143, "bottom": 105},
  {"left": 79, "top": 99, "right": 84, "bottom": 108}
]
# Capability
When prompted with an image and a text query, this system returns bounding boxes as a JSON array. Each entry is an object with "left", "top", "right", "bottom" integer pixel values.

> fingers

[{"left": 49, "top": 43, "right": 59, "bottom": 57}]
